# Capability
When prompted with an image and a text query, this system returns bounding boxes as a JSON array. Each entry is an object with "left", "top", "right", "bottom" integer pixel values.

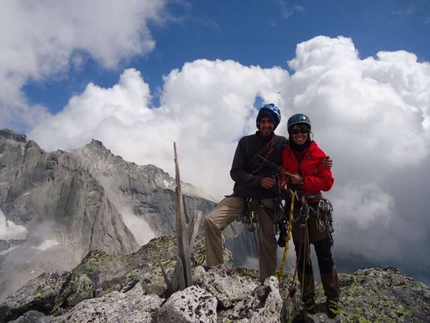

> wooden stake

[{"left": 173, "top": 142, "right": 192, "bottom": 287}]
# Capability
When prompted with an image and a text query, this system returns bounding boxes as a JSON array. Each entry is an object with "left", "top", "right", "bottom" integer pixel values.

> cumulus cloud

[
  {"left": 285, "top": 37, "right": 430, "bottom": 278},
  {"left": 29, "top": 60, "right": 290, "bottom": 200},
  {"left": 0, "top": 0, "right": 167, "bottom": 129}
]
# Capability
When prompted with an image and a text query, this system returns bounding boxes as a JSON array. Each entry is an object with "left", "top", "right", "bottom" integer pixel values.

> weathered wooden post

[
  {"left": 161, "top": 143, "right": 203, "bottom": 296},
  {"left": 173, "top": 142, "right": 193, "bottom": 288}
]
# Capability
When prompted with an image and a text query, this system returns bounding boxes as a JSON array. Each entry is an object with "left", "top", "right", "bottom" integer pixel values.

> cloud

[
  {"left": 277, "top": 2, "right": 305, "bottom": 19},
  {"left": 28, "top": 36, "right": 430, "bottom": 200},
  {"left": 391, "top": 2, "right": 430, "bottom": 28},
  {"left": 29, "top": 60, "right": 290, "bottom": 200},
  {"left": 288, "top": 37, "right": 430, "bottom": 171},
  {"left": 31, "top": 239, "right": 60, "bottom": 251},
  {"left": 285, "top": 36, "right": 430, "bottom": 277},
  {"left": 334, "top": 182, "right": 395, "bottom": 229},
  {"left": 0, "top": 210, "right": 28, "bottom": 241},
  {"left": 97, "top": 176, "right": 156, "bottom": 246},
  {"left": 0, "top": 0, "right": 167, "bottom": 129}
]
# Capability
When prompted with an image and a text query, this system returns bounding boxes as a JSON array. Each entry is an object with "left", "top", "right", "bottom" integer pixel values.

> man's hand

[
  {"left": 260, "top": 177, "right": 276, "bottom": 189},
  {"left": 322, "top": 156, "right": 333, "bottom": 169}
]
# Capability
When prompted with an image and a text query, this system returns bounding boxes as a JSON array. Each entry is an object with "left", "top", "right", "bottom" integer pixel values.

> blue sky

[
  {"left": 1, "top": 0, "right": 430, "bottom": 284},
  {"left": 22, "top": 0, "right": 430, "bottom": 112}
]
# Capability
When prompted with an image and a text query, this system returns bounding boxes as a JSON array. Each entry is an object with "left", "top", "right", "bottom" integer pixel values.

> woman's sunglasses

[{"left": 289, "top": 128, "right": 308, "bottom": 135}]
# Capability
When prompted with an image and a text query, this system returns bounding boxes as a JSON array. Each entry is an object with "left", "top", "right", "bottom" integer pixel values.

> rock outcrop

[{"left": 0, "top": 234, "right": 429, "bottom": 323}]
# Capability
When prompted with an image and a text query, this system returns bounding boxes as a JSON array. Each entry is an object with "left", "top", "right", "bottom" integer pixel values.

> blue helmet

[
  {"left": 287, "top": 113, "right": 311, "bottom": 129},
  {"left": 256, "top": 103, "right": 281, "bottom": 130}
]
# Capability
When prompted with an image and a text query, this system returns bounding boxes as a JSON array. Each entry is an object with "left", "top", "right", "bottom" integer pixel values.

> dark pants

[
  {"left": 294, "top": 237, "right": 340, "bottom": 301},
  {"left": 295, "top": 237, "right": 334, "bottom": 274}
]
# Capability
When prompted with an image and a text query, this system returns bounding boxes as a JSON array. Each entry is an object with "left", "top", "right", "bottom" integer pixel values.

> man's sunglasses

[{"left": 289, "top": 128, "right": 308, "bottom": 134}]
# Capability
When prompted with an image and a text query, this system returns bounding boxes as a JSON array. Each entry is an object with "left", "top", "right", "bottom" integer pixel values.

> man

[{"left": 204, "top": 103, "right": 286, "bottom": 282}]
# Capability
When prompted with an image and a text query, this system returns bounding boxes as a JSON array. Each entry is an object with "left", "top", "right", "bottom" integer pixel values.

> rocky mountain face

[
  {"left": 71, "top": 138, "right": 216, "bottom": 240},
  {"left": 71, "top": 138, "right": 254, "bottom": 268},
  {"left": 0, "top": 234, "right": 429, "bottom": 323},
  {"left": 0, "top": 129, "right": 139, "bottom": 256},
  {"left": 0, "top": 129, "right": 232, "bottom": 302}
]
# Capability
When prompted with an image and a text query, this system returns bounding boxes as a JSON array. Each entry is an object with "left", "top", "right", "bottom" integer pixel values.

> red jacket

[{"left": 281, "top": 141, "right": 334, "bottom": 195}]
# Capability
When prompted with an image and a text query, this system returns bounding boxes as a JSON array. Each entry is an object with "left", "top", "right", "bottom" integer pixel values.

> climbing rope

[
  {"left": 300, "top": 220, "right": 310, "bottom": 300},
  {"left": 276, "top": 189, "right": 296, "bottom": 280},
  {"left": 280, "top": 216, "right": 310, "bottom": 322},
  {"left": 280, "top": 192, "right": 312, "bottom": 322},
  {"left": 280, "top": 192, "right": 336, "bottom": 321}
]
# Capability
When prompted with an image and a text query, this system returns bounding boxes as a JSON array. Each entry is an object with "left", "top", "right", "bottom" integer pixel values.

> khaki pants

[{"left": 204, "top": 196, "right": 278, "bottom": 282}]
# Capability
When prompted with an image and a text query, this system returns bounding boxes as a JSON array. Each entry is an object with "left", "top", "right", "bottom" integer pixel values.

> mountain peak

[
  {"left": 86, "top": 139, "right": 109, "bottom": 152},
  {"left": 0, "top": 129, "right": 27, "bottom": 143}
]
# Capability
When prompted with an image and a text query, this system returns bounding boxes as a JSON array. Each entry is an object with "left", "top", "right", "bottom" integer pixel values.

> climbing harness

[
  {"left": 280, "top": 190, "right": 336, "bottom": 321},
  {"left": 238, "top": 195, "right": 289, "bottom": 263},
  {"left": 306, "top": 195, "right": 334, "bottom": 232},
  {"left": 237, "top": 198, "right": 261, "bottom": 259},
  {"left": 237, "top": 198, "right": 259, "bottom": 232},
  {"left": 306, "top": 194, "right": 335, "bottom": 248}
]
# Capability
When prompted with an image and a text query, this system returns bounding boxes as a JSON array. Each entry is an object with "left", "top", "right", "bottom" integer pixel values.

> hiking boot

[
  {"left": 304, "top": 298, "right": 317, "bottom": 314},
  {"left": 327, "top": 298, "right": 339, "bottom": 318}
]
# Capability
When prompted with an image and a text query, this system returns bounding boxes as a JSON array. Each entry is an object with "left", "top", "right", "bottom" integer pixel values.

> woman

[{"left": 281, "top": 113, "right": 340, "bottom": 318}]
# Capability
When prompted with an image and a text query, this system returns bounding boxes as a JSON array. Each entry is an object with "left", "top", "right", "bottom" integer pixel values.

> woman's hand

[{"left": 285, "top": 171, "right": 304, "bottom": 185}]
